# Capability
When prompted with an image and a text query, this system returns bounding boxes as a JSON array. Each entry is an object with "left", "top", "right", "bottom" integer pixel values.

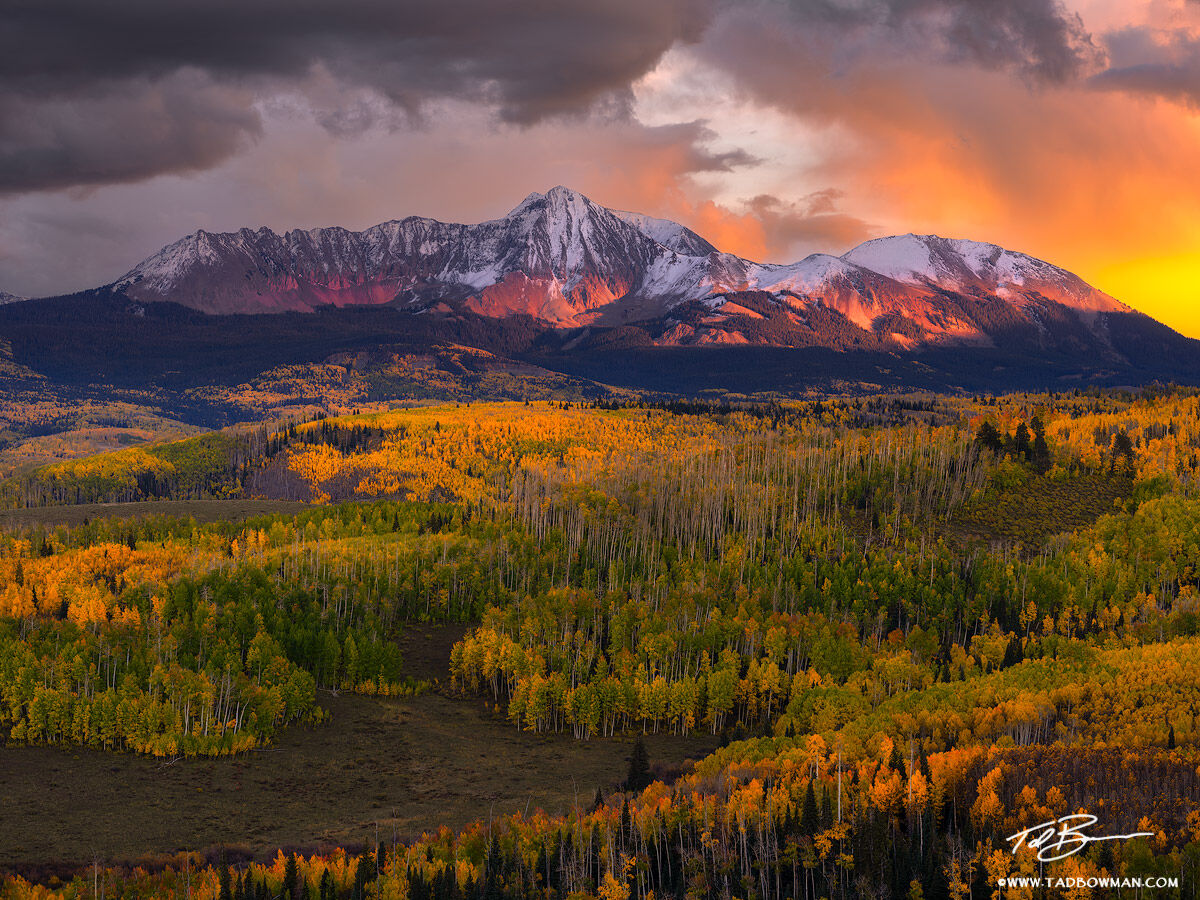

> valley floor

[{"left": 0, "top": 627, "right": 716, "bottom": 875}]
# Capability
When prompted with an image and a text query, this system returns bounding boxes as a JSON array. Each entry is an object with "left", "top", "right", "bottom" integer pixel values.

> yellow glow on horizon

[{"left": 1091, "top": 253, "right": 1200, "bottom": 341}]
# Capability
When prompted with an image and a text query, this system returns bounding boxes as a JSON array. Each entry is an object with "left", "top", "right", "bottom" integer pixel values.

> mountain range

[
  {"left": 1, "top": 186, "right": 1197, "bottom": 404},
  {"left": 111, "top": 185, "right": 1130, "bottom": 349}
]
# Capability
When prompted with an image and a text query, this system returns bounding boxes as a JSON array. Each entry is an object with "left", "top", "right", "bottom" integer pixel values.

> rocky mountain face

[
  {"left": 116, "top": 187, "right": 680, "bottom": 323},
  {"left": 110, "top": 186, "right": 1142, "bottom": 356}
]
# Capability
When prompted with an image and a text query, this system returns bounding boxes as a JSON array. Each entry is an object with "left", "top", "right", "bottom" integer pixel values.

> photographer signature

[{"left": 1007, "top": 814, "right": 1153, "bottom": 862}]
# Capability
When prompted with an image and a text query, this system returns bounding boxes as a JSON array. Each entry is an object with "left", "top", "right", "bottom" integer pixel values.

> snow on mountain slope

[
  {"left": 704, "top": 252, "right": 985, "bottom": 342},
  {"left": 611, "top": 210, "right": 719, "bottom": 256},
  {"left": 455, "top": 187, "right": 665, "bottom": 323},
  {"left": 109, "top": 187, "right": 1137, "bottom": 349},
  {"left": 744, "top": 254, "right": 934, "bottom": 331},
  {"left": 842, "top": 234, "right": 1128, "bottom": 314},
  {"left": 755, "top": 254, "right": 862, "bottom": 294},
  {"left": 0, "top": 291, "right": 24, "bottom": 305},
  {"left": 117, "top": 187, "right": 669, "bottom": 324}
]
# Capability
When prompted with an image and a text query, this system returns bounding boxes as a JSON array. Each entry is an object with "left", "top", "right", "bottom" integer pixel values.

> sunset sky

[{"left": 3, "top": 0, "right": 1200, "bottom": 335}]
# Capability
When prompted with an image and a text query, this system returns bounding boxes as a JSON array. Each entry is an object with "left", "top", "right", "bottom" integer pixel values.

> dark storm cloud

[
  {"left": 0, "top": 73, "right": 261, "bottom": 194},
  {"left": 745, "top": 0, "right": 1103, "bottom": 83},
  {"left": 1089, "top": 27, "right": 1200, "bottom": 109},
  {"left": 0, "top": 0, "right": 1107, "bottom": 195},
  {"left": 0, "top": 0, "right": 710, "bottom": 193},
  {"left": 883, "top": 0, "right": 1101, "bottom": 83},
  {"left": 2, "top": 0, "right": 711, "bottom": 116}
]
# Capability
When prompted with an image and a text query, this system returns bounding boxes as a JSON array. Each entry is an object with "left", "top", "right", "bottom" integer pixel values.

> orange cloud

[
  {"left": 687, "top": 4, "right": 1200, "bottom": 336},
  {"left": 686, "top": 200, "right": 769, "bottom": 260},
  {"left": 814, "top": 74, "right": 1200, "bottom": 336},
  {"left": 8, "top": 0, "right": 1200, "bottom": 341}
]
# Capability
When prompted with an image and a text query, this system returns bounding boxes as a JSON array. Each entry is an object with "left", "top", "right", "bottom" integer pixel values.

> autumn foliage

[{"left": 3, "top": 390, "right": 1200, "bottom": 898}]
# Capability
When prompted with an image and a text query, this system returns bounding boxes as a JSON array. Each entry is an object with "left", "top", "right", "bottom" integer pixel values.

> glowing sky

[{"left": 3, "top": 0, "right": 1200, "bottom": 336}]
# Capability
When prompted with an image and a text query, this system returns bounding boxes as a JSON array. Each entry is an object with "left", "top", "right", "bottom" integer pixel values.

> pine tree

[
  {"left": 801, "top": 780, "right": 819, "bottom": 834},
  {"left": 889, "top": 741, "right": 905, "bottom": 774},
  {"left": 627, "top": 736, "right": 651, "bottom": 792},
  {"left": 535, "top": 842, "right": 549, "bottom": 890},
  {"left": 974, "top": 421, "right": 1003, "bottom": 454},
  {"left": 352, "top": 853, "right": 374, "bottom": 900},
  {"left": 284, "top": 852, "right": 299, "bottom": 899},
  {"left": 1032, "top": 431, "right": 1051, "bottom": 473},
  {"left": 820, "top": 784, "right": 834, "bottom": 829},
  {"left": 1002, "top": 635, "right": 1022, "bottom": 668},
  {"left": 1013, "top": 423, "right": 1033, "bottom": 460}
]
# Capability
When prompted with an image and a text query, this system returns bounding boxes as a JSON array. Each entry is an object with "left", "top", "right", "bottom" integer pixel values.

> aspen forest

[{"left": 2, "top": 389, "right": 1199, "bottom": 899}]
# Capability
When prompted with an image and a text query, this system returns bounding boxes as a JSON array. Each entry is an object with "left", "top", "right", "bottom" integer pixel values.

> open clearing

[{"left": 0, "top": 625, "right": 718, "bottom": 873}]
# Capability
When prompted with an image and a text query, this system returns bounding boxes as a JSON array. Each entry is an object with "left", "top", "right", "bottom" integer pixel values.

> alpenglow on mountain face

[{"left": 113, "top": 186, "right": 1130, "bottom": 349}]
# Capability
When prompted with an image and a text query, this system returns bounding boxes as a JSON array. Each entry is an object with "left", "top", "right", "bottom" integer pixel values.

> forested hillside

[{"left": 1, "top": 389, "right": 1199, "bottom": 898}]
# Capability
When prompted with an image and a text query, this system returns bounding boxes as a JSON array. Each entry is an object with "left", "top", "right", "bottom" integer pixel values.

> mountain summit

[
  {"left": 1, "top": 187, "right": 1194, "bottom": 398},
  {"left": 116, "top": 186, "right": 678, "bottom": 323},
  {"left": 112, "top": 187, "right": 1135, "bottom": 352}
]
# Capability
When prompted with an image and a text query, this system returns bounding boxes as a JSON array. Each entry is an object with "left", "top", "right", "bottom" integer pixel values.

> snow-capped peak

[
  {"left": 105, "top": 186, "right": 1135, "bottom": 334},
  {"left": 506, "top": 185, "right": 589, "bottom": 218},
  {"left": 505, "top": 190, "right": 548, "bottom": 218},
  {"left": 756, "top": 253, "right": 862, "bottom": 292},
  {"left": 841, "top": 233, "right": 1129, "bottom": 313},
  {"left": 842, "top": 234, "right": 944, "bottom": 283},
  {"left": 611, "top": 210, "right": 718, "bottom": 257}
]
